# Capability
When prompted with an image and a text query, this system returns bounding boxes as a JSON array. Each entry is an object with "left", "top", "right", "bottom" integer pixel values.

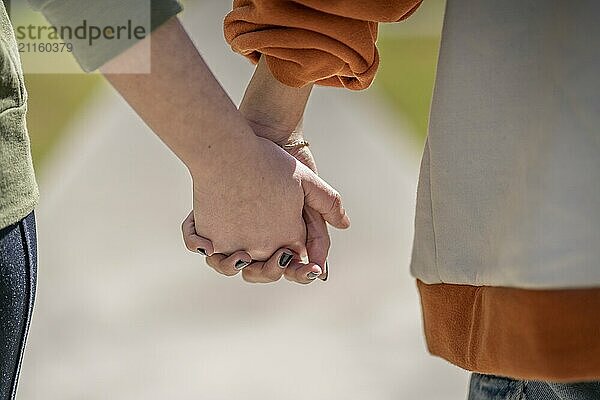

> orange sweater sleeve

[{"left": 223, "top": 0, "right": 422, "bottom": 90}]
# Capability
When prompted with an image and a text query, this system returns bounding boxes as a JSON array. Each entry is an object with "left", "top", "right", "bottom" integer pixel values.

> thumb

[{"left": 301, "top": 172, "right": 350, "bottom": 229}]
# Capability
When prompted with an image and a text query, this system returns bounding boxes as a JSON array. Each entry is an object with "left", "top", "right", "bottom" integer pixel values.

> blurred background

[{"left": 17, "top": 1, "right": 469, "bottom": 399}]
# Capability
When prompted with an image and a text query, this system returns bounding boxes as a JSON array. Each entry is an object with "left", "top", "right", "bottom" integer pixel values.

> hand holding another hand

[
  {"left": 183, "top": 134, "right": 349, "bottom": 284},
  {"left": 101, "top": 19, "right": 348, "bottom": 285}
]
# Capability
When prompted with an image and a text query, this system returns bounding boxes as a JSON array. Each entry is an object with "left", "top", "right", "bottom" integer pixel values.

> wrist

[
  {"left": 245, "top": 119, "right": 304, "bottom": 147},
  {"left": 103, "top": 18, "right": 260, "bottom": 177},
  {"left": 240, "top": 56, "right": 312, "bottom": 141},
  {"left": 185, "top": 131, "right": 260, "bottom": 182}
]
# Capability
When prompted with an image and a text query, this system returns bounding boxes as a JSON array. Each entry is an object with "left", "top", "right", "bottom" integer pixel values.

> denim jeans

[
  {"left": 468, "top": 373, "right": 600, "bottom": 400},
  {"left": 0, "top": 212, "right": 37, "bottom": 400}
]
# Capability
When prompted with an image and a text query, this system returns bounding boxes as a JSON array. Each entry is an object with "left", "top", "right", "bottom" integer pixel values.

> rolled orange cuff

[{"left": 223, "top": 0, "right": 422, "bottom": 90}]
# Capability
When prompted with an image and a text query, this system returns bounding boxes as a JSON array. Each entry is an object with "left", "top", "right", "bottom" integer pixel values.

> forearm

[
  {"left": 240, "top": 57, "right": 313, "bottom": 144},
  {"left": 101, "top": 18, "right": 254, "bottom": 174}
]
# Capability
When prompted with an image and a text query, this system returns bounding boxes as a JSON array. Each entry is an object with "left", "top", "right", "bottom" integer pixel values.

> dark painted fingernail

[
  {"left": 197, "top": 248, "right": 207, "bottom": 256},
  {"left": 235, "top": 260, "right": 250, "bottom": 270},
  {"left": 278, "top": 252, "right": 293, "bottom": 268},
  {"left": 307, "top": 271, "right": 320, "bottom": 280},
  {"left": 321, "top": 261, "right": 329, "bottom": 281}
]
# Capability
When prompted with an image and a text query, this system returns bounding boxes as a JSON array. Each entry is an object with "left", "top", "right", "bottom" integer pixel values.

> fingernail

[
  {"left": 321, "top": 261, "right": 329, "bottom": 281},
  {"left": 235, "top": 260, "right": 250, "bottom": 270},
  {"left": 278, "top": 252, "right": 293, "bottom": 268},
  {"left": 197, "top": 248, "right": 207, "bottom": 256},
  {"left": 307, "top": 271, "right": 320, "bottom": 280}
]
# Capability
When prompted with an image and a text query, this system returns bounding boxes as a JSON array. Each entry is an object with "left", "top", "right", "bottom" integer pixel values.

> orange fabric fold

[
  {"left": 223, "top": 0, "right": 422, "bottom": 90},
  {"left": 293, "top": 0, "right": 424, "bottom": 22}
]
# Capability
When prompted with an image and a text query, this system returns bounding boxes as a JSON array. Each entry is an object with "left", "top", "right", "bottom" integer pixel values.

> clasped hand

[{"left": 182, "top": 133, "right": 349, "bottom": 284}]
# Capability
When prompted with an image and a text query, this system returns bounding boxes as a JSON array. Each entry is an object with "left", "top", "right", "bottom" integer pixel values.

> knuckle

[
  {"left": 220, "top": 265, "right": 239, "bottom": 277},
  {"left": 283, "top": 270, "right": 294, "bottom": 282},
  {"left": 205, "top": 257, "right": 218, "bottom": 269},
  {"left": 284, "top": 270, "right": 304, "bottom": 285},
  {"left": 241, "top": 269, "right": 254, "bottom": 283},
  {"left": 249, "top": 249, "right": 273, "bottom": 262},
  {"left": 212, "top": 265, "right": 228, "bottom": 275},
  {"left": 291, "top": 239, "right": 307, "bottom": 253},
  {"left": 184, "top": 240, "right": 195, "bottom": 252},
  {"left": 181, "top": 232, "right": 194, "bottom": 250},
  {"left": 264, "top": 269, "right": 283, "bottom": 282},
  {"left": 181, "top": 214, "right": 192, "bottom": 230}
]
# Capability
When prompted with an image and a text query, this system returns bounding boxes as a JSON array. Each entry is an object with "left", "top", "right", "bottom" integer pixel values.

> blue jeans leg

[
  {"left": 0, "top": 212, "right": 37, "bottom": 400},
  {"left": 468, "top": 373, "right": 600, "bottom": 400}
]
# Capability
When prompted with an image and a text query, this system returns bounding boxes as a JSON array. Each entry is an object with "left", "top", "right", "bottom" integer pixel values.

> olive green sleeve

[{"left": 27, "top": 0, "right": 183, "bottom": 71}]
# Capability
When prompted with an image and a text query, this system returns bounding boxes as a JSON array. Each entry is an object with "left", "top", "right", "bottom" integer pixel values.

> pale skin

[
  {"left": 100, "top": 18, "right": 348, "bottom": 284},
  {"left": 183, "top": 56, "right": 334, "bottom": 284}
]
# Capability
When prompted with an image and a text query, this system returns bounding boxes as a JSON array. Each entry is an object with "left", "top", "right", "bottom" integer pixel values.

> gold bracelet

[{"left": 282, "top": 139, "right": 310, "bottom": 150}]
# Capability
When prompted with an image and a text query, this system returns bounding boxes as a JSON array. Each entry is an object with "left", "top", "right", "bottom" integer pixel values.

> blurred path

[{"left": 20, "top": 2, "right": 467, "bottom": 399}]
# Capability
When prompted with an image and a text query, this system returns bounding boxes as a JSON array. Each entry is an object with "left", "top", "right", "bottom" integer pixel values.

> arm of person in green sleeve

[
  {"left": 99, "top": 17, "right": 348, "bottom": 283},
  {"left": 23, "top": 0, "right": 349, "bottom": 283}
]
